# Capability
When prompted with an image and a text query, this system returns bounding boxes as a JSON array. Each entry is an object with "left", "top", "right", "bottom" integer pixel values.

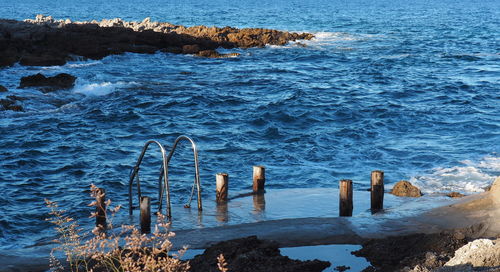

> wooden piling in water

[
  {"left": 95, "top": 188, "right": 106, "bottom": 229},
  {"left": 253, "top": 166, "right": 266, "bottom": 193},
  {"left": 216, "top": 173, "right": 229, "bottom": 203},
  {"left": 339, "top": 179, "right": 353, "bottom": 217},
  {"left": 370, "top": 170, "right": 384, "bottom": 213},
  {"left": 140, "top": 196, "right": 151, "bottom": 234}
]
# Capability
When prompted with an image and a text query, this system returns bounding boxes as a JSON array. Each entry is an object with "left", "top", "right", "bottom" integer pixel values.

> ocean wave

[
  {"left": 409, "top": 155, "right": 499, "bottom": 194},
  {"left": 72, "top": 81, "right": 137, "bottom": 96}
]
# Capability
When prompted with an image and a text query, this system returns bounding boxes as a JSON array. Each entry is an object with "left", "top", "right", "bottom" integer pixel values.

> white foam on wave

[
  {"left": 73, "top": 81, "right": 137, "bottom": 96},
  {"left": 285, "top": 31, "right": 385, "bottom": 50},
  {"left": 66, "top": 61, "right": 102, "bottom": 68},
  {"left": 409, "top": 155, "right": 499, "bottom": 194}
]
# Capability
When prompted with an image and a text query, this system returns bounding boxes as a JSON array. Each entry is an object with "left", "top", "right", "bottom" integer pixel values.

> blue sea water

[{"left": 0, "top": 0, "right": 499, "bottom": 251}]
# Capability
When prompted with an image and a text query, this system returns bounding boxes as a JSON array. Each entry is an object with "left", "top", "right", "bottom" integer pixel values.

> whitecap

[
  {"left": 73, "top": 81, "right": 137, "bottom": 96},
  {"left": 66, "top": 61, "right": 102, "bottom": 68},
  {"left": 409, "top": 155, "right": 499, "bottom": 194}
]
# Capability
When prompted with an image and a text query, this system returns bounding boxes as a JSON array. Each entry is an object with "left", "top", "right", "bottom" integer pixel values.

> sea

[{"left": 0, "top": 0, "right": 499, "bottom": 254}]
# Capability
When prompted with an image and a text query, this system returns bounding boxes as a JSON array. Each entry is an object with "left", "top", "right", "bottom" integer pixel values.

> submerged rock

[
  {"left": 196, "top": 49, "right": 240, "bottom": 58},
  {"left": 391, "top": 180, "right": 422, "bottom": 197},
  {"left": 446, "top": 192, "right": 465, "bottom": 198},
  {"left": 188, "top": 236, "right": 330, "bottom": 272},
  {"left": 0, "top": 15, "right": 314, "bottom": 67},
  {"left": 0, "top": 85, "right": 7, "bottom": 92},
  {"left": 0, "top": 98, "right": 23, "bottom": 111},
  {"left": 19, "top": 73, "right": 76, "bottom": 92}
]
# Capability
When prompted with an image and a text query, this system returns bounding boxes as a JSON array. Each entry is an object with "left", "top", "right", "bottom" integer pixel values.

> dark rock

[
  {"left": 19, "top": 53, "right": 67, "bottom": 66},
  {"left": 0, "top": 48, "right": 19, "bottom": 66},
  {"left": 188, "top": 236, "right": 330, "bottom": 272},
  {"left": 0, "top": 98, "right": 23, "bottom": 111},
  {"left": 0, "top": 16, "right": 314, "bottom": 67},
  {"left": 182, "top": 44, "right": 200, "bottom": 54},
  {"left": 391, "top": 180, "right": 422, "bottom": 197},
  {"left": 6, "top": 95, "right": 27, "bottom": 101},
  {"left": 0, "top": 98, "right": 14, "bottom": 108},
  {"left": 197, "top": 49, "right": 240, "bottom": 58},
  {"left": 353, "top": 232, "right": 467, "bottom": 271},
  {"left": 19, "top": 73, "right": 76, "bottom": 92},
  {"left": 0, "top": 85, "right": 7, "bottom": 92},
  {"left": 6, "top": 105, "right": 23, "bottom": 111},
  {"left": 447, "top": 192, "right": 465, "bottom": 198},
  {"left": 161, "top": 46, "right": 183, "bottom": 54},
  {"left": 334, "top": 265, "right": 351, "bottom": 271}
]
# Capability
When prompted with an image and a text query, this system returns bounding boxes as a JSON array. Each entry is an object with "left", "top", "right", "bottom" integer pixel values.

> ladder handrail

[
  {"left": 128, "top": 140, "right": 171, "bottom": 218},
  {"left": 158, "top": 135, "right": 202, "bottom": 211}
]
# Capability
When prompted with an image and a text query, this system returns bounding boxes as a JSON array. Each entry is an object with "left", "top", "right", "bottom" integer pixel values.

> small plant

[
  {"left": 45, "top": 184, "right": 190, "bottom": 272},
  {"left": 217, "top": 254, "right": 229, "bottom": 272}
]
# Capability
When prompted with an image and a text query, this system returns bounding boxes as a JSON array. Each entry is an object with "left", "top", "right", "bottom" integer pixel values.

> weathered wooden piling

[
  {"left": 253, "top": 166, "right": 266, "bottom": 193},
  {"left": 140, "top": 196, "right": 151, "bottom": 234},
  {"left": 371, "top": 170, "right": 384, "bottom": 213},
  {"left": 339, "top": 179, "right": 353, "bottom": 217},
  {"left": 95, "top": 188, "right": 106, "bottom": 229},
  {"left": 216, "top": 173, "right": 229, "bottom": 203}
]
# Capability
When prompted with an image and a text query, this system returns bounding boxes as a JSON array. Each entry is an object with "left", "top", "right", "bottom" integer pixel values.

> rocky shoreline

[{"left": 0, "top": 15, "right": 314, "bottom": 67}]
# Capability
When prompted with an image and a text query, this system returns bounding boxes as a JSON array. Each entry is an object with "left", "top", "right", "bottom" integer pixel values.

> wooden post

[
  {"left": 95, "top": 188, "right": 106, "bottom": 229},
  {"left": 371, "top": 170, "right": 384, "bottom": 213},
  {"left": 140, "top": 196, "right": 151, "bottom": 234},
  {"left": 339, "top": 179, "right": 353, "bottom": 217},
  {"left": 253, "top": 166, "right": 265, "bottom": 193},
  {"left": 216, "top": 173, "right": 229, "bottom": 203}
]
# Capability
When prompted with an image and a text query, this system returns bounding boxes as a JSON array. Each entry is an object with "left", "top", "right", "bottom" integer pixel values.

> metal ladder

[{"left": 128, "top": 136, "right": 202, "bottom": 219}]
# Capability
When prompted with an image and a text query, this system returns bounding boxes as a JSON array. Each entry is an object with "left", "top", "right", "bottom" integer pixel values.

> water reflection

[
  {"left": 252, "top": 193, "right": 266, "bottom": 217},
  {"left": 216, "top": 202, "right": 229, "bottom": 223}
]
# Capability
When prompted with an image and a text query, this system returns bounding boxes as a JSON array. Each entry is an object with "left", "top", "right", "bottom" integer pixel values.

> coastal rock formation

[
  {"left": 391, "top": 180, "right": 422, "bottom": 197},
  {"left": 188, "top": 236, "right": 330, "bottom": 272},
  {"left": 0, "top": 85, "right": 7, "bottom": 92},
  {"left": 19, "top": 73, "right": 76, "bottom": 92},
  {"left": 353, "top": 232, "right": 467, "bottom": 271},
  {"left": 0, "top": 15, "right": 313, "bottom": 67}
]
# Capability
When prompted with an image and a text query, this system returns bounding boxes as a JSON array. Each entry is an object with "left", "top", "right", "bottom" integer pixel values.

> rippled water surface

[{"left": 0, "top": 0, "right": 499, "bottom": 250}]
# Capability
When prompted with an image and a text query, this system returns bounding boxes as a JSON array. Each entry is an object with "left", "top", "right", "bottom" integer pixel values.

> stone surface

[
  {"left": 0, "top": 15, "right": 314, "bottom": 67},
  {"left": 0, "top": 85, "right": 7, "bottom": 92},
  {"left": 19, "top": 73, "right": 76, "bottom": 92},
  {"left": 391, "top": 180, "right": 422, "bottom": 197},
  {"left": 445, "top": 239, "right": 500, "bottom": 268},
  {"left": 188, "top": 236, "right": 331, "bottom": 272}
]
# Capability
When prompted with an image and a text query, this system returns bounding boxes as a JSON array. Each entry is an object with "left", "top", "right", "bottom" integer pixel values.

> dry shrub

[{"left": 45, "top": 184, "right": 190, "bottom": 272}]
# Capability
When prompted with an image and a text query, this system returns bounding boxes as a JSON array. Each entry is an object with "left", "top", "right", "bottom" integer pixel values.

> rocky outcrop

[
  {"left": 0, "top": 85, "right": 7, "bottom": 92},
  {"left": 391, "top": 180, "right": 422, "bottom": 197},
  {"left": 0, "top": 15, "right": 314, "bottom": 67},
  {"left": 188, "top": 236, "right": 330, "bottom": 272},
  {"left": 444, "top": 238, "right": 500, "bottom": 268},
  {"left": 19, "top": 73, "right": 76, "bottom": 92}
]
